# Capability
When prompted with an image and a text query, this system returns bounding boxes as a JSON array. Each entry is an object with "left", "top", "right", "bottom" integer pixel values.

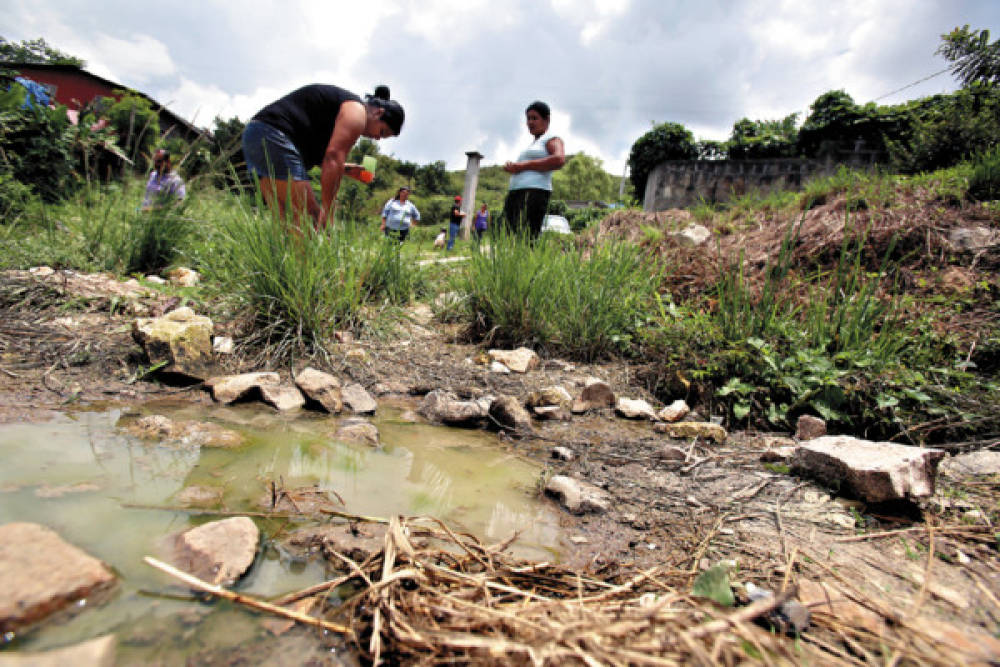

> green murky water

[{"left": 0, "top": 402, "right": 563, "bottom": 662}]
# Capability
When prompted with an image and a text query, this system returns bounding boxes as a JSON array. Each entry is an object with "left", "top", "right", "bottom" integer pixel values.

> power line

[{"left": 870, "top": 67, "right": 950, "bottom": 102}]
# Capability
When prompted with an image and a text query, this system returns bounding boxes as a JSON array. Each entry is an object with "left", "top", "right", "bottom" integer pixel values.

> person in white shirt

[{"left": 380, "top": 186, "right": 421, "bottom": 242}]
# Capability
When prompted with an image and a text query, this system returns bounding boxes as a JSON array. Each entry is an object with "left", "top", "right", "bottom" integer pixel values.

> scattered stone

[
  {"left": 125, "top": 415, "right": 246, "bottom": 449},
  {"left": 204, "top": 371, "right": 280, "bottom": 404},
  {"left": 671, "top": 224, "right": 711, "bottom": 247},
  {"left": 760, "top": 447, "right": 796, "bottom": 464},
  {"left": 294, "top": 367, "right": 343, "bottom": 413},
  {"left": 0, "top": 634, "right": 116, "bottom": 666},
  {"left": 488, "top": 395, "right": 533, "bottom": 431},
  {"left": 949, "top": 225, "right": 998, "bottom": 252},
  {"left": 131, "top": 307, "right": 214, "bottom": 379},
  {"left": 29, "top": 265, "right": 55, "bottom": 277},
  {"left": 615, "top": 397, "right": 658, "bottom": 420},
  {"left": 172, "top": 517, "right": 258, "bottom": 586},
  {"left": 335, "top": 418, "right": 380, "bottom": 446},
  {"left": 145, "top": 275, "right": 167, "bottom": 285},
  {"left": 795, "top": 414, "right": 827, "bottom": 440},
  {"left": 544, "top": 475, "right": 611, "bottom": 515},
  {"left": 533, "top": 405, "right": 571, "bottom": 421},
  {"left": 963, "top": 509, "right": 986, "bottom": 523},
  {"left": 660, "top": 445, "right": 687, "bottom": 461},
  {"left": 543, "top": 359, "right": 575, "bottom": 371},
  {"left": 797, "top": 579, "right": 885, "bottom": 635},
  {"left": 372, "top": 381, "right": 409, "bottom": 396},
  {"left": 572, "top": 377, "right": 615, "bottom": 413},
  {"left": 526, "top": 385, "right": 573, "bottom": 409},
  {"left": 341, "top": 383, "right": 377, "bottom": 414},
  {"left": 259, "top": 384, "right": 306, "bottom": 412},
  {"left": 792, "top": 435, "right": 945, "bottom": 503},
  {"left": 0, "top": 523, "right": 117, "bottom": 634},
  {"left": 166, "top": 266, "right": 200, "bottom": 287},
  {"left": 284, "top": 523, "right": 388, "bottom": 564},
  {"left": 489, "top": 361, "right": 511, "bottom": 374},
  {"left": 941, "top": 450, "right": 1000, "bottom": 477},
  {"left": 569, "top": 535, "right": 589, "bottom": 545},
  {"left": 745, "top": 582, "right": 810, "bottom": 633},
  {"left": 176, "top": 485, "right": 224, "bottom": 508},
  {"left": 487, "top": 347, "right": 539, "bottom": 374},
  {"left": 212, "top": 336, "right": 234, "bottom": 355},
  {"left": 345, "top": 348, "right": 367, "bottom": 362},
  {"left": 654, "top": 421, "right": 728, "bottom": 443},
  {"left": 752, "top": 435, "right": 797, "bottom": 449},
  {"left": 419, "top": 390, "right": 487, "bottom": 425},
  {"left": 333, "top": 330, "right": 355, "bottom": 344},
  {"left": 34, "top": 482, "right": 101, "bottom": 498},
  {"left": 657, "top": 399, "right": 690, "bottom": 422},
  {"left": 552, "top": 446, "right": 575, "bottom": 461}
]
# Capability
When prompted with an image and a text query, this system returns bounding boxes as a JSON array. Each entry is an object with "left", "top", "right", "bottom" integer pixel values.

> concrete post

[{"left": 460, "top": 151, "right": 483, "bottom": 239}]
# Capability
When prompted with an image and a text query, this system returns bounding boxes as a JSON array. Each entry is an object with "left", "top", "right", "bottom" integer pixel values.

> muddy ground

[{"left": 1, "top": 268, "right": 999, "bottom": 664}]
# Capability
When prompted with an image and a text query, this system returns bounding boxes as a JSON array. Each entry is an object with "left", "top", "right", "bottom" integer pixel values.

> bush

[
  {"left": 968, "top": 146, "right": 1000, "bottom": 201},
  {"left": 458, "top": 230, "right": 658, "bottom": 360},
  {"left": 0, "top": 83, "right": 73, "bottom": 201}
]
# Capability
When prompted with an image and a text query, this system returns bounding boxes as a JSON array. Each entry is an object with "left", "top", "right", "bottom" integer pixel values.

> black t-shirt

[
  {"left": 450, "top": 205, "right": 463, "bottom": 224},
  {"left": 252, "top": 84, "right": 362, "bottom": 169}
]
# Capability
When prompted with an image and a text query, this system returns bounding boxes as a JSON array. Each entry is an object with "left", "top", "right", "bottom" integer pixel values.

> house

[{"left": 2, "top": 62, "right": 206, "bottom": 143}]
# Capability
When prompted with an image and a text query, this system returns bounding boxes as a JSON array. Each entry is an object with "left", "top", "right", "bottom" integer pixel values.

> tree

[
  {"left": 415, "top": 160, "right": 448, "bottom": 194},
  {"left": 727, "top": 113, "right": 799, "bottom": 159},
  {"left": 0, "top": 36, "right": 84, "bottom": 67},
  {"left": 937, "top": 25, "right": 1000, "bottom": 87},
  {"left": 627, "top": 121, "right": 697, "bottom": 203},
  {"left": 396, "top": 160, "right": 418, "bottom": 187},
  {"left": 347, "top": 138, "right": 378, "bottom": 164},
  {"left": 797, "top": 90, "right": 864, "bottom": 158},
  {"left": 106, "top": 91, "right": 160, "bottom": 169},
  {"left": 552, "top": 152, "right": 613, "bottom": 201}
]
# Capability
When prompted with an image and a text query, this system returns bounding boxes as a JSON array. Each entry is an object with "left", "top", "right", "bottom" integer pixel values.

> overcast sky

[{"left": 4, "top": 0, "right": 995, "bottom": 172}]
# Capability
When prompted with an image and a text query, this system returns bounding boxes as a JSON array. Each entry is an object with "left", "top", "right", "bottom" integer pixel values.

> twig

[
  {"left": 0, "top": 366, "right": 19, "bottom": 378},
  {"left": 143, "top": 556, "right": 352, "bottom": 635}
]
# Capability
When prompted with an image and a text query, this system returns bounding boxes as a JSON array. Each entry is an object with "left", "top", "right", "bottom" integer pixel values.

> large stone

[
  {"left": 526, "top": 385, "right": 573, "bottom": 410},
  {"left": 295, "top": 367, "right": 343, "bottom": 413},
  {"left": 615, "top": 397, "right": 658, "bottom": 420},
  {"left": 792, "top": 436, "right": 945, "bottom": 502},
  {"left": 204, "top": 372, "right": 280, "bottom": 404},
  {"left": 572, "top": 377, "right": 615, "bottom": 413},
  {"left": 419, "top": 390, "right": 487, "bottom": 425},
  {"left": 0, "top": 523, "right": 116, "bottom": 634},
  {"left": 166, "top": 266, "right": 200, "bottom": 287},
  {"left": 259, "top": 384, "right": 306, "bottom": 412},
  {"left": 0, "top": 634, "right": 116, "bottom": 666},
  {"left": 797, "top": 579, "right": 885, "bottom": 636},
  {"left": 341, "top": 383, "right": 377, "bottom": 415},
  {"left": 173, "top": 517, "right": 259, "bottom": 586},
  {"left": 131, "top": 307, "right": 214, "bottom": 379},
  {"left": 671, "top": 224, "right": 711, "bottom": 247},
  {"left": 176, "top": 486, "right": 224, "bottom": 508},
  {"left": 488, "top": 347, "right": 540, "bottom": 373},
  {"left": 795, "top": 414, "right": 827, "bottom": 440},
  {"left": 949, "top": 225, "right": 998, "bottom": 252},
  {"left": 126, "top": 415, "right": 246, "bottom": 449},
  {"left": 335, "top": 418, "right": 380, "bottom": 446},
  {"left": 544, "top": 475, "right": 611, "bottom": 515},
  {"left": 941, "top": 450, "right": 1000, "bottom": 477},
  {"left": 654, "top": 421, "right": 728, "bottom": 443},
  {"left": 657, "top": 399, "right": 690, "bottom": 422},
  {"left": 488, "top": 395, "right": 533, "bottom": 431},
  {"left": 533, "top": 405, "right": 571, "bottom": 421}
]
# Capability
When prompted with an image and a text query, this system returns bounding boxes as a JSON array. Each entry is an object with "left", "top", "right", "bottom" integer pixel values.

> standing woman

[
  {"left": 501, "top": 101, "right": 565, "bottom": 238},
  {"left": 380, "top": 186, "right": 421, "bottom": 242},
  {"left": 473, "top": 202, "right": 489, "bottom": 242},
  {"left": 242, "top": 84, "right": 404, "bottom": 231}
]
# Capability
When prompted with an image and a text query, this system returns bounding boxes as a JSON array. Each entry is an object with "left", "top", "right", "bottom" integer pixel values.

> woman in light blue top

[
  {"left": 380, "top": 186, "right": 421, "bottom": 242},
  {"left": 501, "top": 100, "right": 565, "bottom": 238}
]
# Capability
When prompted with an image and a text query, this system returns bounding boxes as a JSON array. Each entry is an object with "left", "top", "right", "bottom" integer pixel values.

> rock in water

[
  {"left": 792, "top": 435, "right": 945, "bottom": 502},
  {"left": 294, "top": 367, "right": 343, "bottom": 413},
  {"left": 341, "top": 383, "right": 377, "bottom": 414},
  {"left": 0, "top": 522, "right": 116, "bottom": 634},
  {"left": 204, "top": 372, "right": 280, "bottom": 404},
  {"left": 488, "top": 395, "right": 533, "bottom": 431},
  {"left": 172, "top": 517, "right": 259, "bottom": 586},
  {"left": 419, "top": 390, "right": 487, "bottom": 425}
]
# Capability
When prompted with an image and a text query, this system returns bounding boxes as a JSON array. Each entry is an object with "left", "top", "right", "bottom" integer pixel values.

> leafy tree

[
  {"left": 727, "top": 113, "right": 799, "bottom": 159},
  {"left": 211, "top": 115, "right": 249, "bottom": 188},
  {"left": 106, "top": 91, "right": 160, "bottom": 169},
  {"left": 552, "top": 152, "right": 614, "bottom": 201},
  {"left": 937, "top": 25, "right": 1000, "bottom": 87},
  {"left": 415, "top": 160, "right": 448, "bottom": 194},
  {"left": 627, "top": 121, "right": 697, "bottom": 203},
  {"left": 396, "top": 160, "right": 418, "bottom": 187},
  {"left": 0, "top": 36, "right": 84, "bottom": 67},
  {"left": 0, "top": 82, "right": 73, "bottom": 201},
  {"left": 347, "top": 138, "right": 379, "bottom": 164}
]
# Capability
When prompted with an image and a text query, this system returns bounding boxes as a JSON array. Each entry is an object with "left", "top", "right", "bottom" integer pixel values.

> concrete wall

[{"left": 643, "top": 158, "right": 830, "bottom": 211}]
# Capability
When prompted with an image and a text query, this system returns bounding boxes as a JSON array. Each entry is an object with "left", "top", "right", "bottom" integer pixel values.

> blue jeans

[
  {"left": 447, "top": 222, "right": 460, "bottom": 250},
  {"left": 242, "top": 120, "right": 309, "bottom": 181}
]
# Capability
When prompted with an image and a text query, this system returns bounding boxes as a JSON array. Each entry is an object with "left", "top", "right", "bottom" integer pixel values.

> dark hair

[
  {"left": 395, "top": 186, "right": 409, "bottom": 199},
  {"left": 525, "top": 100, "right": 550, "bottom": 120},
  {"left": 365, "top": 85, "right": 405, "bottom": 135}
]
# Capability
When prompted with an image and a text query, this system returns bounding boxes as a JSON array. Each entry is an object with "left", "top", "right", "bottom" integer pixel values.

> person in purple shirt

[
  {"left": 141, "top": 149, "right": 186, "bottom": 210},
  {"left": 473, "top": 202, "right": 489, "bottom": 242}
]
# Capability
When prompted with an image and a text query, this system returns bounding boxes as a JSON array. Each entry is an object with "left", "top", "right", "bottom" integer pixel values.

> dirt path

[{"left": 2, "top": 269, "right": 998, "bottom": 663}]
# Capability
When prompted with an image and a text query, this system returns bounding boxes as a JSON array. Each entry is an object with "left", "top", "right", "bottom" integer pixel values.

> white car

[{"left": 541, "top": 215, "right": 572, "bottom": 235}]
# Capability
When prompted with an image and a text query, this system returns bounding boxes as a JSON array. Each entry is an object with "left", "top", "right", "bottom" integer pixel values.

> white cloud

[{"left": 91, "top": 34, "right": 176, "bottom": 84}]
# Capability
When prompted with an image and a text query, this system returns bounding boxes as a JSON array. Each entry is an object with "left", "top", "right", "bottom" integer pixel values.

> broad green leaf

[{"left": 692, "top": 565, "right": 735, "bottom": 607}]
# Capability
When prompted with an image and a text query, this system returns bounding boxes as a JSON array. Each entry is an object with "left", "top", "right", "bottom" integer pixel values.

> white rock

[
  {"left": 212, "top": 336, "right": 234, "bottom": 354},
  {"left": 294, "top": 367, "right": 343, "bottom": 413},
  {"left": 173, "top": 517, "right": 258, "bottom": 586},
  {"left": 204, "top": 372, "right": 280, "bottom": 404},
  {"left": 487, "top": 347, "right": 540, "bottom": 373},
  {"left": 657, "top": 399, "right": 690, "bottom": 422},
  {"left": 167, "top": 267, "right": 200, "bottom": 287},
  {"left": 341, "top": 383, "right": 377, "bottom": 414},
  {"left": 544, "top": 475, "right": 611, "bottom": 514},
  {"left": 615, "top": 397, "right": 658, "bottom": 420},
  {"left": 259, "top": 384, "right": 306, "bottom": 412},
  {"left": 489, "top": 360, "right": 511, "bottom": 374},
  {"left": 671, "top": 224, "right": 711, "bottom": 246}
]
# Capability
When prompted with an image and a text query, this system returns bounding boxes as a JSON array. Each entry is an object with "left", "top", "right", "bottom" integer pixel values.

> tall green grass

[{"left": 457, "top": 229, "right": 658, "bottom": 360}]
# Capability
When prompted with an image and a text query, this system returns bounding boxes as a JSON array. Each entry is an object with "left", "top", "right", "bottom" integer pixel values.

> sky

[{"left": 3, "top": 0, "right": 996, "bottom": 173}]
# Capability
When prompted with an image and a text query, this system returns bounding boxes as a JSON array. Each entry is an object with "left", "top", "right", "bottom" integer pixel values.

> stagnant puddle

[{"left": 0, "top": 401, "right": 564, "bottom": 662}]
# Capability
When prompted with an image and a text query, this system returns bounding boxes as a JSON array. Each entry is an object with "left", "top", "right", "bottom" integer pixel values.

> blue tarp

[{"left": 13, "top": 76, "right": 51, "bottom": 109}]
